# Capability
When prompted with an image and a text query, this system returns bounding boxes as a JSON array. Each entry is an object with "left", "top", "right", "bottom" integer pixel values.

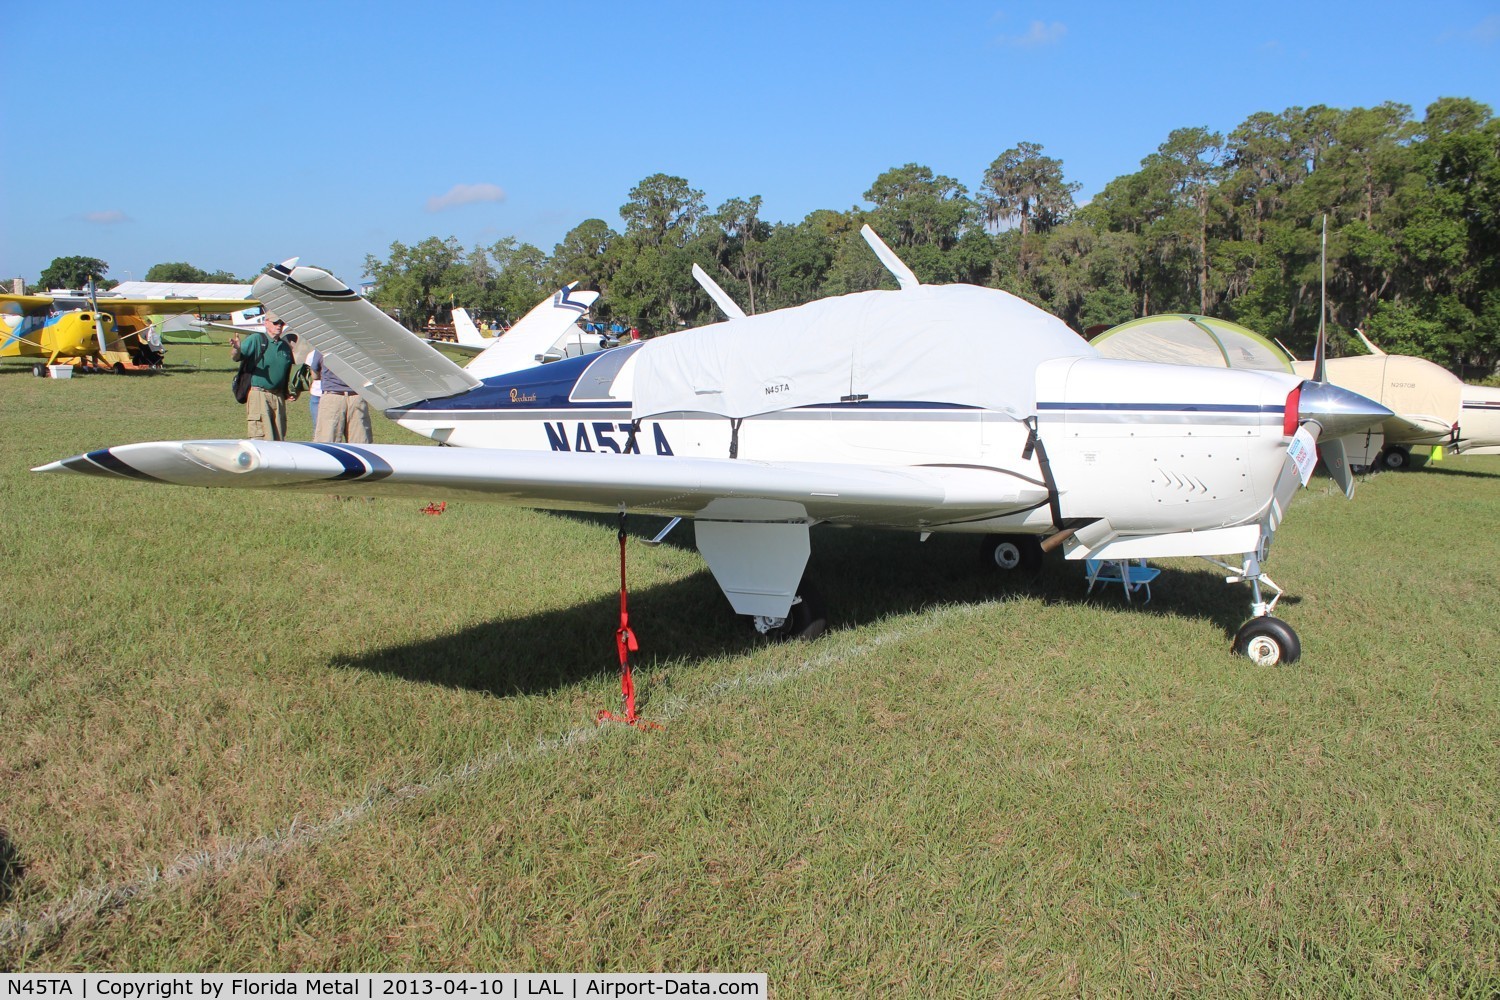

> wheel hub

[{"left": 1245, "top": 636, "right": 1281, "bottom": 666}]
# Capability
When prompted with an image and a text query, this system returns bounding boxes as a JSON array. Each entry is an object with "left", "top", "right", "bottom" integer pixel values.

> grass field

[{"left": 2, "top": 358, "right": 1498, "bottom": 992}]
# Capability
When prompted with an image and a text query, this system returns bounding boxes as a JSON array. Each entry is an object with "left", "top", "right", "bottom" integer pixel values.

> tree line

[
  {"left": 26, "top": 258, "right": 246, "bottom": 292},
  {"left": 34, "top": 97, "right": 1499, "bottom": 378}
]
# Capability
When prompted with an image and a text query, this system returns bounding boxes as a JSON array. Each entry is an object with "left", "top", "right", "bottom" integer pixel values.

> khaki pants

[
  {"left": 246, "top": 387, "right": 288, "bottom": 441},
  {"left": 315, "top": 392, "right": 372, "bottom": 443}
]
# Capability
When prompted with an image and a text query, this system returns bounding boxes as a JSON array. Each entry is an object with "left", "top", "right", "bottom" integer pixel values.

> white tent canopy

[
  {"left": 105, "top": 281, "right": 255, "bottom": 300},
  {"left": 631, "top": 284, "right": 1094, "bottom": 421}
]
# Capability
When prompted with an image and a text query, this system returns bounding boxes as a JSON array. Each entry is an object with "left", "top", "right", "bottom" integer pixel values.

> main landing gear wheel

[
  {"left": 1380, "top": 446, "right": 1410, "bottom": 470},
  {"left": 1233, "top": 617, "right": 1301, "bottom": 666},
  {"left": 980, "top": 534, "right": 1042, "bottom": 574},
  {"left": 32, "top": 364, "right": 45, "bottom": 377},
  {"left": 752, "top": 577, "right": 827, "bottom": 642}
]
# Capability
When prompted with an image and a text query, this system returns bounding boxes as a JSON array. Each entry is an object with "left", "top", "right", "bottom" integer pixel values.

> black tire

[
  {"left": 32, "top": 364, "right": 45, "bottom": 377},
  {"left": 1380, "top": 446, "right": 1410, "bottom": 470},
  {"left": 980, "top": 534, "right": 1043, "bottom": 574},
  {"left": 1232, "top": 617, "right": 1301, "bottom": 666},
  {"left": 112, "top": 361, "right": 126, "bottom": 374},
  {"left": 756, "top": 577, "right": 827, "bottom": 642}
]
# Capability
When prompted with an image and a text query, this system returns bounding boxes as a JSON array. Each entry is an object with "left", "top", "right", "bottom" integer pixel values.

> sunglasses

[{"left": 271, "top": 320, "right": 285, "bottom": 327}]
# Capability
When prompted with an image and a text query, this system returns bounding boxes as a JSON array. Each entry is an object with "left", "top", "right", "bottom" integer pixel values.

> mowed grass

[{"left": 2, "top": 360, "right": 1498, "bottom": 992}]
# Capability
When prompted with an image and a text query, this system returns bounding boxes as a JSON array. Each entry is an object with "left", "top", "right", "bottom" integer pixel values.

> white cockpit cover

[{"left": 631, "top": 284, "right": 1094, "bottom": 420}]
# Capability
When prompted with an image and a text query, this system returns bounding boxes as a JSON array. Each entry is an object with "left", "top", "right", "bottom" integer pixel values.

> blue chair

[{"left": 1085, "top": 558, "right": 1161, "bottom": 603}]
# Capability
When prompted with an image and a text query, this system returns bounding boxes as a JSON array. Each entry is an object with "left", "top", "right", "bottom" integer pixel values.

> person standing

[
  {"left": 230, "top": 313, "right": 297, "bottom": 440},
  {"left": 314, "top": 353, "right": 372, "bottom": 444},
  {"left": 305, "top": 346, "right": 324, "bottom": 429}
]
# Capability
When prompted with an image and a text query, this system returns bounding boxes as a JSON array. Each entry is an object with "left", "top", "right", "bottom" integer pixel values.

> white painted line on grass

[{"left": 0, "top": 599, "right": 1009, "bottom": 956}]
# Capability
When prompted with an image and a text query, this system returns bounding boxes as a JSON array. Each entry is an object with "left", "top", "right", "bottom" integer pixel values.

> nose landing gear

[{"left": 1204, "top": 553, "right": 1301, "bottom": 666}]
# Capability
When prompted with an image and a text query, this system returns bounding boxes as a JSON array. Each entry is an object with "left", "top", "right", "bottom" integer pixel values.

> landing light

[{"left": 182, "top": 442, "right": 261, "bottom": 473}]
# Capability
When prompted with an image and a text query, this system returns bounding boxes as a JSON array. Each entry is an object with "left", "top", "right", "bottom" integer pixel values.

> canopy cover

[
  {"left": 1092, "top": 314, "right": 1293, "bottom": 372},
  {"left": 631, "top": 284, "right": 1094, "bottom": 420}
]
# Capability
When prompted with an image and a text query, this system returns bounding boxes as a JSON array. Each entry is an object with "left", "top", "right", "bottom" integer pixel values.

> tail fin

[
  {"left": 465, "top": 282, "right": 601, "bottom": 379},
  {"left": 254, "top": 262, "right": 479, "bottom": 410},
  {"left": 452, "top": 307, "right": 490, "bottom": 346}
]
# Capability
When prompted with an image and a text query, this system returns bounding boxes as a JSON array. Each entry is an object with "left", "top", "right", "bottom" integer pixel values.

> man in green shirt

[{"left": 230, "top": 313, "right": 299, "bottom": 440}]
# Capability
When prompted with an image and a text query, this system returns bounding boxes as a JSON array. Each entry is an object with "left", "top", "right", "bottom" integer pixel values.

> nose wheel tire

[
  {"left": 1233, "top": 617, "right": 1301, "bottom": 666},
  {"left": 980, "top": 534, "right": 1042, "bottom": 574},
  {"left": 1380, "top": 446, "right": 1410, "bottom": 470}
]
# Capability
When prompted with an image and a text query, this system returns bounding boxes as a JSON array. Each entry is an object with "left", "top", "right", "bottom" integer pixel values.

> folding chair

[{"left": 1084, "top": 558, "right": 1160, "bottom": 603}]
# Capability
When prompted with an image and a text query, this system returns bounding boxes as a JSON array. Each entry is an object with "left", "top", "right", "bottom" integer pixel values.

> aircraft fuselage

[{"left": 390, "top": 346, "right": 1302, "bottom": 542}]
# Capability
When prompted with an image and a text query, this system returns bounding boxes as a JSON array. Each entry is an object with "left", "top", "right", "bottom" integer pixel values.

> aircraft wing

[
  {"left": 1383, "top": 413, "right": 1452, "bottom": 441},
  {"left": 13, "top": 295, "right": 258, "bottom": 318},
  {"left": 34, "top": 440, "right": 1050, "bottom": 529},
  {"left": 0, "top": 294, "right": 57, "bottom": 316}
]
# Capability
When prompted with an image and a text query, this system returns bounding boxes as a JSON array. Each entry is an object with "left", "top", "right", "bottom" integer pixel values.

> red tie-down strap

[{"left": 596, "top": 513, "right": 661, "bottom": 730}]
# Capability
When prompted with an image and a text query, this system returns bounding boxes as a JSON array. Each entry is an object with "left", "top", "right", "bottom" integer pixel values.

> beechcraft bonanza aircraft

[
  {"left": 37, "top": 229, "right": 1393, "bottom": 666},
  {"left": 1, "top": 283, "right": 256, "bottom": 373}
]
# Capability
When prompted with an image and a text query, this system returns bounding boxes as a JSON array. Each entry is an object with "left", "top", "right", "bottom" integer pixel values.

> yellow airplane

[{"left": 1, "top": 289, "right": 257, "bottom": 374}]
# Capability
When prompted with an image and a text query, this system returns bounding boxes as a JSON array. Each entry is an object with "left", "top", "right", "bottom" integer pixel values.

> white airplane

[
  {"left": 441, "top": 284, "right": 609, "bottom": 376},
  {"left": 36, "top": 229, "right": 1392, "bottom": 666}
]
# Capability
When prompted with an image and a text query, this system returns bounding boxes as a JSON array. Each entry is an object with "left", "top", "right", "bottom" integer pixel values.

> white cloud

[
  {"left": 425, "top": 183, "right": 507, "bottom": 213},
  {"left": 1467, "top": 14, "right": 1500, "bottom": 43},
  {"left": 1438, "top": 14, "right": 1499, "bottom": 44},
  {"left": 82, "top": 210, "right": 130, "bottom": 224},
  {"left": 993, "top": 19, "right": 1067, "bottom": 48}
]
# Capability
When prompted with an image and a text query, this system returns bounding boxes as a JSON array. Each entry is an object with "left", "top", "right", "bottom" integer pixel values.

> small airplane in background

[
  {"left": 38, "top": 228, "right": 1392, "bottom": 667},
  {"left": 1, "top": 283, "right": 257, "bottom": 373},
  {"left": 1341, "top": 329, "right": 1500, "bottom": 465},
  {"left": 439, "top": 283, "right": 607, "bottom": 375}
]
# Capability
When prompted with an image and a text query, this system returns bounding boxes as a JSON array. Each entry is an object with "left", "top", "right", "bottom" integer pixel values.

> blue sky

[{"left": 2, "top": 0, "right": 1496, "bottom": 289}]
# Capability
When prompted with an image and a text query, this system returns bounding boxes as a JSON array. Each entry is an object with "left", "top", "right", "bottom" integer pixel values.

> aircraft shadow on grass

[
  {"left": 333, "top": 523, "right": 1260, "bottom": 700},
  {"left": 1413, "top": 464, "right": 1500, "bottom": 479}
]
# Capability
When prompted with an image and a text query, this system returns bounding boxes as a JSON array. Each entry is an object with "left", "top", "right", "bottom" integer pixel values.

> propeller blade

[
  {"left": 86, "top": 276, "right": 108, "bottom": 355},
  {"left": 1320, "top": 436, "right": 1355, "bottom": 499},
  {"left": 1292, "top": 380, "right": 1388, "bottom": 500}
]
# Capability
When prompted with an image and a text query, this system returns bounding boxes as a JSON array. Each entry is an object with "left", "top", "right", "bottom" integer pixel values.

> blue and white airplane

[{"left": 36, "top": 229, "right": 1391, "bottom": 665}]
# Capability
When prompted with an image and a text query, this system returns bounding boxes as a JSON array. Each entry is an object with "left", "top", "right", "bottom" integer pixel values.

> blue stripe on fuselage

[
  {"left": 406, "top": 352, "right": 603, "bottom": 412},
  {"left": 1037, "top": 401, "right": 1282, "bottom": 413}
]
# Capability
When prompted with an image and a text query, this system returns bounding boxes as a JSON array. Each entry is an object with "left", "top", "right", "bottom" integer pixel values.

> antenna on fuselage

[
  {"left": 859, "top": 225, "right": 921, "bottom": 291},
  {"left": 1314, "top": 215, "right": 1328, "bottom": 383},
  {"left": 690, "top": 263, "right": 747, "bottom": 320}
]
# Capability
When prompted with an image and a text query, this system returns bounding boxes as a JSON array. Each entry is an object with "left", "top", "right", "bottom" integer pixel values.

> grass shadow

[
  {"left": 0, "top": 830, "right": 24, "bottom": 908},
  {"left": 335, "top": 526, "right": 1262, "bottom": 698}
]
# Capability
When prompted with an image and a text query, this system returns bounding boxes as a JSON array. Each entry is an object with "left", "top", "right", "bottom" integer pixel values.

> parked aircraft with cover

[{"left": 37, "top": 230, "right": 1392, "bottom": 666}]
